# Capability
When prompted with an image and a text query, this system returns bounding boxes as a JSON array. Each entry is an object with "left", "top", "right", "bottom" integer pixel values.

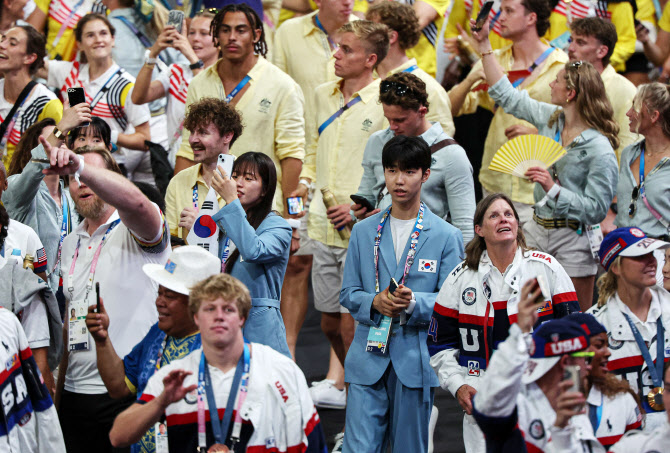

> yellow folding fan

[{"left": 489, "top": 134, "right": 566, "bottom": 178}]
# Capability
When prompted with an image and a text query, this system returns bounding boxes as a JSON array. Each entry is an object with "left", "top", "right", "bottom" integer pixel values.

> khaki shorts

[
  {"left": 311, "top": 240, "right": 349, "bottom": 313},
  {"left": 524, "top": 219, "right": 598, "bottom": 277}
]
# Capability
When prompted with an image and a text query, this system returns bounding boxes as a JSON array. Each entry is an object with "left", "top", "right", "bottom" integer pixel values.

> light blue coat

[
  {"left": 340, "top": 205, "right": 464, "bottom": 400},
  {"left": 212, "top": 199, "right": 291, "bottom": 357}
]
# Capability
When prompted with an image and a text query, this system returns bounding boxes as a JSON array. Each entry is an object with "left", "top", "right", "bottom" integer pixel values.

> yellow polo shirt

[
  {"left": 546, "top": 2, "right": 635, "bottom": 72},
  {"left": 659, "top": 1, "right": 670, "bottom": 31},
  {"left": 273, "top": 11, "right": 359, "bottom": 148},
  {"left": 600, "top": 65, "right": 639, "bottom": 163},
  {"left": 445, "top": 0, "right": 512, "bottom": 51},
  {"left": 177, "top": 57, "right": 305, "bottom": 213},
  {"left": 165, "top": 164, "right": 226, "bottom": 239},
  {"left": 385, "top": 59, "right": 456, "bottom": 137},
  {"left": 458, "top": 45, "right": 568, "bottom": 205},
  {"left": 302, "top": 79, "right": 386, "bottom": 248},
  {"left": 404, "top": 0, "right": 450, "bottom": 78}
]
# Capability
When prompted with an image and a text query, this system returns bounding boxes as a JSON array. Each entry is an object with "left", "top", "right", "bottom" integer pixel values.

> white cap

[{"left": 142, "top": 245, "right": 220, "bottom": 295}]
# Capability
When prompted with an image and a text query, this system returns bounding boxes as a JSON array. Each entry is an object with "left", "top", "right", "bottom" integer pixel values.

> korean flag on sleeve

[{"left": 186, "top": 187, "right": 220, "bottom": 256}]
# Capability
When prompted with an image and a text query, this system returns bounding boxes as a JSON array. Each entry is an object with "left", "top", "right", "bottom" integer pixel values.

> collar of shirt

[
  {"left": 77, "top": 62, "right": 121, "bottom": 89},
  {"left": 303, "top": 10, "right": 321, "bottom": 37},
  {"left": 75, "top": 209, "right": 121, "bottom": 239},
  {"left": 479, "top": 247, "right": 524, "bottom": 291},
  {"left": 205, "top": 57, "right": 264, "bottom": 92},
  {"left": 384, "top": 58, "right": 420, "bottom": 78},
  {"left": 587, "top": 385, "right": 603, "bottom": 406},
  {"left": 330, "top": 77, "right": 380, "bottom": 105},
  {"left": 420, "top": 122, "right": 446, "bottom": 145},
  {"left": 191, "top": 164, "right": 223, "bottom": 202},
  {"left": 611, "top": 289, "right": 662, "bottom": 341}
]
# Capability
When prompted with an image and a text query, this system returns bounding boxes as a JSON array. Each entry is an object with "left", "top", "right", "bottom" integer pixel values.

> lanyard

[
  {"left": 314, "top": 14, "right": 337, "bottom": 50},
  {"left": 225, "top": 76, "right": 251, "bottom": 104},
  {"left": 197, "top": 340, "right": 250, "bottom": 451},
  {"left": 155, "top": 334, "right": 169, "bottom": 370},
  {"left": 510, "top": 47, "right": 555, "bottom": 88},
  {"left": 51, "top": 0, "right": 86, "bottom": 50},
  {"left": 318, "top": 96, "right": 362, "bottom": 136},
  {"left": 402, "top": 65, "right": 419, "bottom": 73},
  {"left": 0, "top": 89, "right": 33, "bottom": 152},
  {"left": 88, "top": 68, "right": 124, "bottom": 111},
  {"left": 622, "top": 313, "right": 665, "bottom": 389},
  {"left": 67, "top": 219, "right": 121, "bottom": 299},
  {"left": 192, "top": 184, "right": 200, "bottom": 209},
  {"left": 588, "top": 393, "right": 603, "bottom": 433},
  {"left": 638, "top": 145, "right": 667, "bottom": 225},
  {"left": 220, "top": 238, "right": 231, "bottom": 273},
  {"left": 374, "top": 202, "right": 425, "bottom": 293},
  {"left": 50, "top": 191, "right": 71, "bottom": 276},
  {"left": 115, "top": 16, "right": 153, "bottom": 48}
]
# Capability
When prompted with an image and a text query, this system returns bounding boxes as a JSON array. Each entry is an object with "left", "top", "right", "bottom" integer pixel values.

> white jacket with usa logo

[{"left": 429, "top": 247, "right": 579, "bottom": 396}]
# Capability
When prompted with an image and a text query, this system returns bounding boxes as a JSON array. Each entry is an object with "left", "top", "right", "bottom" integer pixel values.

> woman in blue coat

[{"left": 211, "top": 152, "right": 291, "bottom": 357}]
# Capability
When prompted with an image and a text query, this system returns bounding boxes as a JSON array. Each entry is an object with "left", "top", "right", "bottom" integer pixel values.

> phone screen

[{"left": 287, "top": 197, "right": 304, "bottom": 215}]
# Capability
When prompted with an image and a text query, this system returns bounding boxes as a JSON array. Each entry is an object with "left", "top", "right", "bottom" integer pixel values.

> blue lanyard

[
  {"left": 490, "top": 10, "right": 502, "bottom": 31},
  {"left": 639, "top": 146, "right": 647, "bottom": 198},
  {"left": 115, "top": 16, "right": 153, "bottom": 48},
  {"left": 314, "top": 14, "right": 336, "bottom": 49},
  {"left": 511, "top": 47, "right": 555, "bottom": 88},
  {"left": 318, "top": 96, "right": 362, "bottom": 136},
  {"left": 198, "top": 340, "right": 250, "bottom": 447},
  {"left": 402, "top": 65, "right": 419, "bottom": 73},
  {"left": 373, "top": 202, "right": 425, "bottom": 292},
  {"left": 225, "top": 76, "right": 251, "bottom": 104},
  {"left": 622, "top": 313, "right": 665, "bottom": 390},
  {"left": 50, "top": 191, "right": 71, "bottom": 275},
  {"left": 588, "top": 393, "right": 604, "bottom": 433}
]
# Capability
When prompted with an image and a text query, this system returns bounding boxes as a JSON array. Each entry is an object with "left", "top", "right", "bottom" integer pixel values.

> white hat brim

[
  {"left": 620, "top": 239, "right": 670, "bottom": 258},
  {"left": 522, "top": 356, "right": 561, "bottom": 384},
  {"left": 142, "top": 263, "right": 191, "bottom": 296}
]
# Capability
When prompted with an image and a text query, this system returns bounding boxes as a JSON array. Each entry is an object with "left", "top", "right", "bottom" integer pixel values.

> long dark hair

[
  {"left": 225, "top": 152, "right": 277, "bottom": 273},
  {"left": 464, "top": 193, "right": 528, "bottom": 270},
  {"left": 9, "top": 118, "right": 56, "bottom": 176}
]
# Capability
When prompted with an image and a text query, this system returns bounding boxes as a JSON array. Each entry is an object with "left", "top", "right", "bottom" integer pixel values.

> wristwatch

[
  {"left": 53, "top": 127, "right": 65, "bottom": 140},
  {"left": 189, "top": 59, "right": 204, "bottom": 70}
]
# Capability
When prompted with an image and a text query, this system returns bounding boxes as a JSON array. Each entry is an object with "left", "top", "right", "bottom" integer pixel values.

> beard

[{"left": 74, "top": 195, "right": 107, "bottom": 220}]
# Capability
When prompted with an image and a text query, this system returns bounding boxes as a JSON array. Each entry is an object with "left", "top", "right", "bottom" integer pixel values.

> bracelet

[
  {"left": 291, "top": 236, "right": 301, "bottom": 240},
  {"left": 298, "top": 178, "right": 312, "bottom": 189},
  {"left": 481, "top": 49, "right": 494, "bottom": 57},
  {"left": 189, "top": 59, "right": 204, "bottom": 70},
  {"left": 74, "top": 156, "right": 85, "bottom": 185}
]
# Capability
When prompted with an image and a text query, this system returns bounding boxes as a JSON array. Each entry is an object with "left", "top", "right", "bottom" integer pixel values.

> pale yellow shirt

[
  {"left": 458, "top": 45, "right": 568, "bottom": 205},
  {"left": 177, "top": 57, "right": 306, "bottom": 213},
  {"left": 164, "top": 164, "right": 226, "bottom": 239},
  {"left": 272, "top": 11, "right": 359, "bottom": 148},
  {"left": 402, "top": 0, "right": 449, "bottom": 78},
  {"left": 601, "top": 65, "right": 639, "bottom": 163},
  {"left": 302, "top": 79, "right": 386, "bottom": 248},
  {"left": 385, "top": 58, "right": 456, "bottom": 137}
]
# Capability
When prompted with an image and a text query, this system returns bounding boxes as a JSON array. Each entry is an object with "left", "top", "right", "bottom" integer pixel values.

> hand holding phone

[
  {"left": 287, "top": 196, "right": 304, "bottom": 215},
  {"left": 217, "top": 154, "right": 235, "bottom": 178},
  {"left": 350, "top": 194, "right": 375, "bottom": 212},
  {"left": 166, "top": 10, "right": 185, "bottom": 43},
  {"left": 472, "top": 1, "right": 494, "bottom": 32},
  {"left": 67, "top": 87, "right": 90, "bottom": 127},
  {"left": 95, "top": 282, "right": 101, "bottom": 314}
]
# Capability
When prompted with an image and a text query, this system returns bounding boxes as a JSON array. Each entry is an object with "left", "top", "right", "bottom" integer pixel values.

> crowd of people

[{"left": 0, "top": 0, "right": 669, "bottom": 452}]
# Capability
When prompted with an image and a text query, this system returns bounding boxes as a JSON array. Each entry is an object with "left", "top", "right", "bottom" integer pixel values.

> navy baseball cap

[
  {"left": 522, "top": 318, "right": 589, "bottom": 383},
  {"left": 599, "top": 227, "right": 669, "bottom": 271},
  {"left": 566, "top": 313, "right": 606, "bottom": 338}
]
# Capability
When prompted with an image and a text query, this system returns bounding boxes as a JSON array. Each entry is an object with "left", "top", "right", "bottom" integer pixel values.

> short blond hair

[
  {"left": 189, "top": 274, "right": 251, "bottom": 321},
  {"left": 338, "top": 20, "right": 390, "bottom": 66}
]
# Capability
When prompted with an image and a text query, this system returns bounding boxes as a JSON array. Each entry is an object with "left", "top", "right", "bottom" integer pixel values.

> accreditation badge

[
  {"left": 585, "top": 224, "right": 604, "bottom": 261},
  {"left": 155, "top": 422, "right": 169, "bottom": 453},
  {"left": 68, "top": 299, "right": 89, "bottom": 351},
  {"left": 366, "top": 316, "right": 392, "bottom": 355}
]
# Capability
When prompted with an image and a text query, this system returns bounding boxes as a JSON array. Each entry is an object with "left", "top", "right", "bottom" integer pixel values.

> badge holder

[
  {"left": 585, "top": 224, "right": 604, "bottom": 261},
  {"left": 68, "top": 299, "right": 89, "bottom": 351},
  {"left": 154, "top": 422, "right": 169, "bottom": 453},
  {"left": 366, "top": 316, "right": 391, "bottom": 355}
]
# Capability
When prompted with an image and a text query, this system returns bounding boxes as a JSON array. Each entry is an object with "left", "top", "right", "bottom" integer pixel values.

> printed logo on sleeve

[
  {"left": 419, "top": 259, "right": 437, "bottom": 273},
  {"left": 528, "top": 419, "right": 545, "bottom": 439}
]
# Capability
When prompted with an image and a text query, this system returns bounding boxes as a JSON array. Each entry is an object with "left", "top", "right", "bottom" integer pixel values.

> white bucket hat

[{"left": 143, "top": 245, "right": 220, "bottom": 295}]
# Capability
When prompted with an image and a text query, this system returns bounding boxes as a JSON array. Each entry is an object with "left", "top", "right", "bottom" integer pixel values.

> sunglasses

[
  {"left": 629, "top": 184, "right": 640, "bottom": 218},
  {"left": 380, "top": 80, "right": 412, "bottom": 97},
  {"left": 569, "top": 351, "right": 595, "bottom": 365}
]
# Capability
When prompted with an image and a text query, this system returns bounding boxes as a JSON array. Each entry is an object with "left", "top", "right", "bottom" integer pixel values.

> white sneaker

[
  {"left": 332, "top": 432, "right": 344, "bottom": 453},
  {"left": 309, "top": 381, "right": 346, "bottom": 409}
]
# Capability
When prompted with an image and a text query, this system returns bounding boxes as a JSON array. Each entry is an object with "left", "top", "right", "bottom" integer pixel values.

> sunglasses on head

[{"left": 380, "top": 80, "right": 412, "bottom": 97}]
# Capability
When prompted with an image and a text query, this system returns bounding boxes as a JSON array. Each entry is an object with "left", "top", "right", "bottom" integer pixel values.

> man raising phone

[{"left": 340, "top": 135, "right": 464, "bottom": 450}]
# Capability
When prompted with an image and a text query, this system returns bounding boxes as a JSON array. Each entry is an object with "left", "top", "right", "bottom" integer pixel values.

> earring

[{"left": 566, "top": 97, "right": 570, "bottom": 104}]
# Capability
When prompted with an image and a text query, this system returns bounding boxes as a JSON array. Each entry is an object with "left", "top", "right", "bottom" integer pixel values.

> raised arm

[{"left": 41, "top": 138, "right": 162, "bottom": 240}]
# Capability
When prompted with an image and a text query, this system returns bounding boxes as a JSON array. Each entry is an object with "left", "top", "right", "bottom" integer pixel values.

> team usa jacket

[
  {"left": 0, "top": 307, "right": 65, "bottom": 452},
  {"left": 429, "top": 248, "right": 579, "bottom": 396},
  {"left": 588, "top": 287, "right": 670, "bottom": 431},
  {"left": 610, "top": 419, "right": 670, "bottom": 452}
]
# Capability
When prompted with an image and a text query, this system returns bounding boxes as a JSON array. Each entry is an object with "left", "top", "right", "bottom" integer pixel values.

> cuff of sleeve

[
  {"left": 31, "top": 144, "right": 49, "bottom": 161},
  {"left": 546, "top": 183, "right": 560, "bottom": 199},
  {"left": 548, "top": 424, "right": 576, "bottom": 449},
  {"left": 405, "top": 292, "right": 416, "bottom": 314},
  {"left": 110, "top": 130, "right": 119, "bottom": 144},
  {"left": 286, "top": 218, "right": 300, "bottom": 229},
  {"left": 447, "top": 374, "right": 467, "bottom": 397},
  {"left": 508, "top": 324, "right": 531, "bottom": 355}
]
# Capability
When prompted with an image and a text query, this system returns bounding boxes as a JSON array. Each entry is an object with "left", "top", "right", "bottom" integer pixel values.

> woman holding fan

[{"left": 471, "top": 16, "right": 619, "bottom": 311}]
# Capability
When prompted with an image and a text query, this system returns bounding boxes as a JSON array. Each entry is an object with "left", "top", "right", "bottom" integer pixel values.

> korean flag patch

[{"left": 418, "top": 259, "right": 437, "bottom": 273}]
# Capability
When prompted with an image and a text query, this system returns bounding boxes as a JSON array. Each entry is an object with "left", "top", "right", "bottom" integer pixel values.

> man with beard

[{"left": 42, "top": 140, "right": 171, "bottom": 453}]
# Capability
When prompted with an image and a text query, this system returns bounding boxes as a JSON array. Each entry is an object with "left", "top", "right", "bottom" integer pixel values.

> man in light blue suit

[{"left": 340, "top": 135, "right": 464, "bottom": 452}]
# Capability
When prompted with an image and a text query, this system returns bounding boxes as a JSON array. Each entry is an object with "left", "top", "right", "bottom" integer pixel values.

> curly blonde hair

[{"left": 548, "top": 61, "right": 620, "bottom": 150}]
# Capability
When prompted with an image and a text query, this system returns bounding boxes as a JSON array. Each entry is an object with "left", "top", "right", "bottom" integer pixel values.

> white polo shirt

[{"left": 60, "top": 207, "right": 170, "bottom": 394}]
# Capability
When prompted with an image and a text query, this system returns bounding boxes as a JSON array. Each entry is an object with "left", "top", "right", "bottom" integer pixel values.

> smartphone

[
  {"left": 67, "top": 87, "right": 90, "bottom": 127},
  {"left": 389, "top": 277, "right": 399, "bottom": 295},
  {"left": 95, "top": 282, "right": 101, "bottom": 314},
  {"left": 634, "top": 18, "right": 649, "bottom": 33},
  {"left": 286, "top": 196, "right": 304, "bottom": 215},
  {"left": 167, "top": 10, "right": 184, "bottom": 42},
  {"left": 217, "top": 153, "right": 236, "bottom": 178},
  {"left": 350, "top": 194, "right": 375, "bottom": 212},
  {"left": 473, "top": 1, "right": 494, "bottom": 32},
  {"left": 563, "top": 365, "right": 583, "bottom": 394}
]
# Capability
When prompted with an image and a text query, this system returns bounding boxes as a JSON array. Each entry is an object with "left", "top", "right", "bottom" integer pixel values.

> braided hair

[{"left": 210, "top": 3, "right": 267, "bottom": 58}]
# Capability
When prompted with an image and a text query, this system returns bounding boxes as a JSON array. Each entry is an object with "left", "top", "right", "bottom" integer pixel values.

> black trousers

[{"left": 59, "top": 390, "right": 135, "bottom": 453}]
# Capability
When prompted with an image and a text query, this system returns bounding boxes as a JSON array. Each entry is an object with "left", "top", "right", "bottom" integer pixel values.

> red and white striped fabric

[{"left": 156, "top": 63, "right": 194, "bottom": 154}]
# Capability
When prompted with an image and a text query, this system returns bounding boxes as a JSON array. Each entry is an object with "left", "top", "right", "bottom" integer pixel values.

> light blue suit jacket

[{"left": 340, "top": 204, "right": 464, "bottom": 399}]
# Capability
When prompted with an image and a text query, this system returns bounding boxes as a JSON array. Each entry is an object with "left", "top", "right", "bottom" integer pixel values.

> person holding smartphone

[
  {"left": 340, "top": 136, "right": 464, "bottom": 451},
  {"left": 471, "top": 284, "right": 598, "bottom": 452},
  {"left": 210, "top": 152, "right": 292, "bottom": 357},
  {"left": 429, "top": 193, "right": 579, "bottom": 453}
]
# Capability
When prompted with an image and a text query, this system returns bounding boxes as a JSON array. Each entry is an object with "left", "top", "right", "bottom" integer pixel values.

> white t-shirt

[
  {"left": 0, "top": 220, "right": 50, "bottom": 349},
  {"left": 156, "top": 63, "right": 194, "bottom": 165},
  {"left": 389, "top": 215, "right": 416, "bottom": 264},
  {"left": 60, "top": 207, "right": 170, "bottom": 394}
]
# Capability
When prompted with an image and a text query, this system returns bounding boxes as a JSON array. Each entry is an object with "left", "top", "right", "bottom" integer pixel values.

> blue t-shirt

[{"left": 124, "top": 323, "right": 201, "bottom": 453}]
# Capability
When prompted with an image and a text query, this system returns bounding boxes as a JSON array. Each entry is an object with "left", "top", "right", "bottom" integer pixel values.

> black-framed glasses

[
  {"left": 380, "top": 80, "right": 412, "bottom": 96},
  {"left": 629, "top": 184, "right": 640, "bottom": 217}
]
